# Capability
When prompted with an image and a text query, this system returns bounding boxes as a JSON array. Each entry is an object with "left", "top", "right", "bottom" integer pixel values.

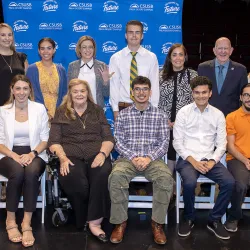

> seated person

[
  {"left": 173, "top": 76, "right": 235, "bottom": 240},
  {"left": 48, "top": 79, "right": 114, "bottom": 243},
  {"left": 0, "top": 75, "right": 49, "bottom": 247},
  {"left": 224, "top": 83, "right": 250, "bottom": 232},
  {"left": 109, "top": 76, "right": 173, "bottom": 245}
]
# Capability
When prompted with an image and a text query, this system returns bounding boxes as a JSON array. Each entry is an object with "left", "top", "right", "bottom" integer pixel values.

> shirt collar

[
  {"left": 239, "top": 106, "right": 250, "bottom": 117},
  {"left": 131, "top": 102, "right": 152, "bottom": 112},
  {"left": 192, "top": 102, "right": 210, "bottom": 112},
  {"left": 215, "top": 58, "right": 230, "bottom": 69},
  {"left": 124, "top": 46, "right": 143, "bottom": 56},
  {"left": 80, "top": 58, "right": 94, "bottom": 69}
]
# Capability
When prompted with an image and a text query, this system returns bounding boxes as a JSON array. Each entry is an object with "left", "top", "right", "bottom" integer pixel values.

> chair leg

[
  {"left": 41, "top": 173, "right": 46, "bottom": 224},
  {"left": 176, "top": 173, "right": 181, "bottom": 224}
]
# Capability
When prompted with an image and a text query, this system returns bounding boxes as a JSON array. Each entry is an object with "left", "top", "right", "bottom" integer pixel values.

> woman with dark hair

[
  {"left": 48, "top": 78, "right": 114, "bottom": 242},
  {"left": 0, "top": 75, "right": 49, "bottom": 247},
  {"left": 158, "top": 43, "right": 197, "bottom": 172},
  {"left": 26, "top": 37, "right": 67, "bottom": 121},
  {"left": 68, "top": 35, "right": 113, "bottom": 107}
]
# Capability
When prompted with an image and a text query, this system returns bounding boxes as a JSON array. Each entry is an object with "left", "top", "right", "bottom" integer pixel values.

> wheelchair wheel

[{"left": 52, "top": 210, "right": 68, "bottom": 227}]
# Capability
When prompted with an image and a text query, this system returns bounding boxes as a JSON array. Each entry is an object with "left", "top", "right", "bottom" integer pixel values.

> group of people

[{"left": 0, "top": 19, "right": 249, "bottom": 247}]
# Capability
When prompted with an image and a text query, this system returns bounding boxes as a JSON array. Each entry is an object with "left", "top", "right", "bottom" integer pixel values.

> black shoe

[
  {"left": 178, "top": 220, "right": 194, "bottom": 237},
  {"left": 224, "top": 219, "right": 238, "bottom": 232},
  {"left": 95, "top": 234, "right": 108, "bottom": 243},
  {"left": 207, "top": 221, "right": 230, "bottom": 240}
]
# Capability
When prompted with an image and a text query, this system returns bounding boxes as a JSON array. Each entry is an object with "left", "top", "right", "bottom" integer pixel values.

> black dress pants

[
  {"left": 0, "top": 146, "right": 46, "bottom": 212},
  {"left": 58, "top": 155, "right": 112, "bottom": 229}
]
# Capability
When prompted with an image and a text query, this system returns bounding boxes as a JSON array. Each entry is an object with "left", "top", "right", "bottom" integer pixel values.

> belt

[{"left": 118, "top": 102, "right": 132, "bottom": 108}]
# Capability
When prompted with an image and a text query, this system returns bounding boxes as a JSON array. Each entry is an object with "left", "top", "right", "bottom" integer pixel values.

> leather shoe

[
  {"left": 95, "top": 233, "right": 108, "bottom": 243},
  {"left": 110, "top": 221, "right": 127, "bottom": 244},
  {"left": 151, "top": 220, "right": 167, "bottom": 245}
]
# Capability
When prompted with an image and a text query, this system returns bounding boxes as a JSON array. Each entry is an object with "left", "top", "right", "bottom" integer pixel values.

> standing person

[
  {"left": 109, "top": 76, "right": 173, "bottom": 245},
  {"left": 0, "top": 23, "right": 28, "bottom": 106},
  {"left": 173, "top": 76, "right": 235, "bottom": 240},
  {"left": 26, "top": 38, "right": 67, "bottom": 121},
  {"left": 159, "top": 43, "right": 197, "bottom": 172},
  {"left": 67, "top": 35, "right": 111, "bottom": 108},
  {"left": 0, "top": 75, "right": 49, "bottom": 247},
  {"left": 109, "top": 20, "right": 159, "bottom": 120},
  {"left": 224, "top": 83, "right": 250, "bottom": 232}
]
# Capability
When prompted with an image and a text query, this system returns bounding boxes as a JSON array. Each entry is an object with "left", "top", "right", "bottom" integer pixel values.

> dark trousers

[
  {"left": 59, "top": 155, "right": 112, "bottom": 228},
  {"left": 176, "top": 158, "right": 235, "bottom": 222},
  {"left": 0, "top": 146, "right": 45, "bottom": 212},
  {"left": 227, "top": 159, "right": 250, "bottom": 220}
]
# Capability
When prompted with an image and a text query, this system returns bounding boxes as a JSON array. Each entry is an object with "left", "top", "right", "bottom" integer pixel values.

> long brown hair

[
  {"left": 61, "top": 78, "right": 94, "bottom": 120},
  {"left": 0, "top": 23, "right": 16, "bottom": 51}
]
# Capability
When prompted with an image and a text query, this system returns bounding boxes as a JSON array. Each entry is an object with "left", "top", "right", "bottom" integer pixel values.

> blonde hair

[
  {"left": 0, "top": 23, "right": 16, "bottom": 51},
  {"left": 61, "top": 78, "right": 95, "bottom": 120},
  {"left": 5, "top": 74, "right": 34, "bottom": 106},
  {"left": 75, "top": 35, "right": 96, "bottom": 58}
]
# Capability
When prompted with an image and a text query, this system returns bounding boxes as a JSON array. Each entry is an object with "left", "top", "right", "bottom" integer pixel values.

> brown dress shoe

[
  {"left": 110, "top": 221, "right": 127, "bottom": 244},
  {"left": 151, "top": 220, "right": 167, "bottom": 245}
]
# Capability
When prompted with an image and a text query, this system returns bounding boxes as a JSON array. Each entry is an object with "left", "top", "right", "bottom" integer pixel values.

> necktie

[
  {"left": 130, "top": 52, "right": 138, "bottom": 100},
  {"left": 217, "top": 65, "right": 224, "bottom": 94}
]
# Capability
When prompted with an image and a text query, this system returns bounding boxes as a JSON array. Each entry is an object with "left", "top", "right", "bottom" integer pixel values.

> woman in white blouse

[
  {"left": 0, "top": 75, "right": 49, "bottom": 247},
  {"left": 67, "top": 35, "right": 112, "bottom": 107}
]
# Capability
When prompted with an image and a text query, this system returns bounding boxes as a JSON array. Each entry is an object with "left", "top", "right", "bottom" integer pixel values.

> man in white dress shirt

[
  {"left": 109, "top": 20, "right": 159, "bottom": 120},
  {"left": 173, "top": 76, "right": 235, "bottom": 240}
]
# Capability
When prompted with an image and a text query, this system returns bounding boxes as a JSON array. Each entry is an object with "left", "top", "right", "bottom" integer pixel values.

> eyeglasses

[
  {"left": 133, "top": 87, "right": 150, "bottom": 93},
  {"left": 242, "top": 93, "right": 250, "bottom": 99},
  {"left": 81, "top": 46, "right": 94, "bottom": 50}
]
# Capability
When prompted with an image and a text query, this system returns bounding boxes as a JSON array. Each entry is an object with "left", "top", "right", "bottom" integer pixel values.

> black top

[{"left": 0, "top": 52, "right": 27, "bottom": 106}]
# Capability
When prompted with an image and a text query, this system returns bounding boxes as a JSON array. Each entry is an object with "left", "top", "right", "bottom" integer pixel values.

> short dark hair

[
  {"left": 190, "top": 76, "right": 212, "bottom": 91},
  {"left": 240, "top": 83, "right": 250, "bottom": 95},
  {"left": 132, "top": 76, "right": 151, "bottom": 89},
  {"left": 126, "top": 20, "right": 143, "bottom": 33},
  {"left": 38, "top": 37, "right": 56, "bottom": 49}
]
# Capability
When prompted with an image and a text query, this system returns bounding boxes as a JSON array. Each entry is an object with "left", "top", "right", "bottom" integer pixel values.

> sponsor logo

[
  {"left": 13, "top": 20, "right": 29, "bottom": 32},
  {"left": 72, "top": 21, "right": 88, "bottom": 32},
  {"left": 54, "top": 41, "right": 59, "bottom": 50},
  {"left": 103, "top": 1, "right": 119, "bottom": 12},
  {"left": 15, "top": 42, "right": 33, "bottom": 50},
  {"left": 164, "top": 2, "right": 180, "bottom": 14},
  {"left": 102, "top": 41, "right": 118, "bottom": 53},
  {"left": 141, "top": 44, "right": 151, "bottom": 51},
  {"left": 39, "top": 22, "right": 62, "bottom": 30},
  {"left": 69, "top": 43, "right": 77, "bottom": 50},
  {"left": 162, "top": 42, "right": 173, "bottom": 54},
  {"left": 43, "top": 0, "right": 58, "bottom": 12},
  {"left": 98, "top": 23, "right": 122, "bottom": 31},
  {"left": 68, "top": 2, "right": 92, "bottom": 10},
  {"left": 129, "top": 3, "right": 153, "bottom": 11},
  {"left": 107, "top": 119, "right": 114, "bottom": 129},
  {"left": 8, "top": 2, "right": 32, "bottom": 9},
  {"left": 141, "top": 22, "right": 148, "bottom": 33},
  {"left": 159, "top": 24, "right": 181, "bottom": 32}
]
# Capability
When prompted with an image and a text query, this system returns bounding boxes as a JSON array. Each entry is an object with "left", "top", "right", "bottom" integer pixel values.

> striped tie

[{"left": 130, "top": 52, "right": 138, "bottom": 100}]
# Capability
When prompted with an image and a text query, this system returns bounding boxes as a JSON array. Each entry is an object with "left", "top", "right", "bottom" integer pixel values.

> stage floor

[{"left": 0, "top": 206, "right": 250, "bottom": 250}]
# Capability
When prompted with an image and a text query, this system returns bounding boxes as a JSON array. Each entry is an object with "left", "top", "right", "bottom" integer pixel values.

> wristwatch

[
  {"left": 208, "top": 159, "right": 216, "bottom": 163},
  {"left": 32, "top": 150, "right": 38, "bottom": 157}
]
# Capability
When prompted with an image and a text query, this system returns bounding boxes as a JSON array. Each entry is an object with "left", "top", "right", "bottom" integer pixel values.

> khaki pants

[{"left": 108, "top": 158, "right": 173, "bottom": 224}]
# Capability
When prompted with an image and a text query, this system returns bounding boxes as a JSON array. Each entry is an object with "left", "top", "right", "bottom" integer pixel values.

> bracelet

[
  {"left": 208, "top": 159, "right": 216, "bottom": 163},
  {"left": 99, "top": 151, "right": 107, "bottom": 158}
]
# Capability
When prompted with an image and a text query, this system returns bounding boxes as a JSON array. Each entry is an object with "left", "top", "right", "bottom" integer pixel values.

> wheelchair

[{"left": 46, "top": 151, "right": 72, "bottom": 227}]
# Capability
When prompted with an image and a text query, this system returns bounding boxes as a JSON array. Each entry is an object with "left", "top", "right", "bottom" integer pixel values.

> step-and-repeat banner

[{"left": 3, "top": 0, "right": 183, "bottom": 134}]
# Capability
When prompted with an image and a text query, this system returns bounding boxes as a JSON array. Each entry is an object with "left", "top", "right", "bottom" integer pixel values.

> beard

[{"left": 243, "top": 102, "right": 250, "bottom": 112}]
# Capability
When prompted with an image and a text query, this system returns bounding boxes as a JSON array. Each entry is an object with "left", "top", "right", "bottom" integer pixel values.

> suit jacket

[
  {"left": 198, "top": 59, "right": 248, "bottom": 117},
  {"left": 67, "top": 59, "right": 109, "bottom": 108},
  {"left": 0, "top": 100, "right": 50, "bottom": 161}
]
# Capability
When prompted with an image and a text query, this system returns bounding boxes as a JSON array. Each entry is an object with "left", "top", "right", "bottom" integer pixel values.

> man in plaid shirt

[{"left": 109, "top": 76, "right": 173, "bottom": 245}]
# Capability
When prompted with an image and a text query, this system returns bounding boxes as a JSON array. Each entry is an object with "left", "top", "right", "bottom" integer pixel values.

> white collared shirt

[
  {"left": 173, "top": 102, "right": 226, "bottom": 163},
  {"left": 78, "top": 58, "right": 97, "bottom": 104},
  {"left": 109, "top": 46, "right": 159, "bottom": 111}
]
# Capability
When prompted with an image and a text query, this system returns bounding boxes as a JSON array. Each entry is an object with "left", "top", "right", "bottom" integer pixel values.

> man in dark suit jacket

[{"left": 198, "top": 37, "right": 248, "bottom": 117}]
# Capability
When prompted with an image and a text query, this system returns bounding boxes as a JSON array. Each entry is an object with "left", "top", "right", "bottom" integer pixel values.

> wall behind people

[{"left": 2, "top": 0, "right": 183, "bottom": 69}]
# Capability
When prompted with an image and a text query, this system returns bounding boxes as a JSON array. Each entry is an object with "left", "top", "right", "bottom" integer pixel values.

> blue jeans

[{"left": 176, "top": 158, "right": 235, "bottom": 222}]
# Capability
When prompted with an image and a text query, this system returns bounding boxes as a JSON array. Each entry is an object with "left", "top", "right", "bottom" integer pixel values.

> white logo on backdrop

[
  {"left": 72, "top": 21, "right": 88, "bottom": 32},
  {"left": 13, "top": 20, "right": 29, "bottom": 32},
  {"left": 141, "top": 45, "right": 152, "bottom": 51},
  {"left": 43, "top": 0, "right": 58, "bottom": 12},
  {"left": 162, "top": 42, "right": 173, "bottom": 54},
  {"left": 164, "top": 2, "right": 180, "bottom": 14},
  {"left": 69, "top": 43, "right": 77, "bottom": 50},
  {"left": 141, "top": 22, "right": 148, "bottom": 33},
  {"left": 129, "top": 3, "right": 153, "bottom": 11},
  {"left": 9, "top": 2, "right": 32, "bottom": 9},
  {"left": 99, "top": 23, "right": 122, "bottom": 31},
  {"left": 39, "top": 23, "right": 62, "bottom": 30},
  {"left": 69, "top": 2, "right": 92, "bottom": 10},
  {"left": 15, "top": 42, "right": 33, "bottom": 50},
  {"left": 54, "top": 41, "right": 59, "bottom": 50},
  {"left": 102, "top": 41, "right": 118, "bottom": 53},
  {"left": 103, "top": 1, "right": 119, "bottom": 12},
  {"left": 159, "top": 24, "right": 181, "bottom": 32}
]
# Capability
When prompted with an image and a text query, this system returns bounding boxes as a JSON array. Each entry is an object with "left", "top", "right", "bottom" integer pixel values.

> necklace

[
  {"left": 77, "top": 114, "right": 88, "bottom": 129},
  {"left": 1, "top": 55, "right": 12, "bottom": 73}
]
